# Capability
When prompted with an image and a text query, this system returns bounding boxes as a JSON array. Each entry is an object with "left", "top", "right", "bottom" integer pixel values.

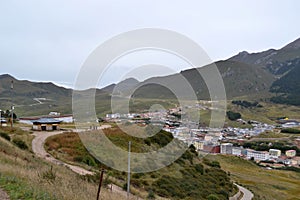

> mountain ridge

[{"left": 1, "top": 36, "right": 300, "bottom": 115}]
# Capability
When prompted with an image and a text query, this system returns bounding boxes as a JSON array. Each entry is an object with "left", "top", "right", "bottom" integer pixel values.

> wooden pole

[
  {"left": 127, "top": 141, "right": 131, "bottom": 199},
  {"left": 11, "top": 80, "right": 14, "bottom": 130},
  {"left": 96, "top": 169, "right": 105, "bottom": 200}
]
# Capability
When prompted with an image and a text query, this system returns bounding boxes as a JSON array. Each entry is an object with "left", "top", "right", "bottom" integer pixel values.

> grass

[
  {"left": 227, "top": 101, "right": 300, "bottom": 124},
  {"left": 254, "top": 131, "right": 289, "bottom": 138},
  {"left": 207, "top": 154, "right": 300, "bottom": 200},
  {"left": 45, "top": 126, "right": 237, "bottom": 200},
  {"left": 0, "top": 125, "right": 34, "bottom": 151},
  {"left": 0, "top": 129, "right": 134, "bottom": 200}
]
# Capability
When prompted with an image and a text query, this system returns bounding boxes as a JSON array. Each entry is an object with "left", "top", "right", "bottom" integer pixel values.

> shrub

[
  {"left": 226, "top": 111, "right": 241, "bottom": 121},
  {"left": 207, "top": 194, "right": 220, "bottom": 200},
  {"left": 195, "top": 164, "right": 204, "bottom": 174},
  {"left": 0, "top": 132, "right": 10, "bottom": 141},
  {"left": 281, "top": 128, "right": 300, "bottom": 134},
  {"left": 122, "top": 183, "right": 128, "bottom": 191},
  {"left": 147, "top": 190, "right": 155, "bottom": 199},
  {"left": 39, "top": 166, "right": 56, "bottom": 183},
  {"left": 12, "top": 138, "right": 28, "bottom": 150}
]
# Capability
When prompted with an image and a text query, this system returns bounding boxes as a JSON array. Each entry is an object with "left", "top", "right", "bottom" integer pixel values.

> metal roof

[{"left": 32, "top": 118, "right": 61, "bottom": 124}]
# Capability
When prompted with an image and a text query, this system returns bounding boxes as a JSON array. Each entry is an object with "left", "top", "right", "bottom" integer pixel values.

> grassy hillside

[
  {"left": 133, "top": 60, "right": 274, "bottom": 100},
  {"left": 207, "top": 155, "right": 300, "bottom": 200},
  {"left": 270, "top": 58, "right": 300, "bottom": 105},
  {"left": 0, "top": 127, "right": 127, "bottom": 200},
  {"left": 45, "top": 126, "right": 237, "bottom": 200},
  {"left": 229, "top": 37, "right": 300, "bottom": 76}
]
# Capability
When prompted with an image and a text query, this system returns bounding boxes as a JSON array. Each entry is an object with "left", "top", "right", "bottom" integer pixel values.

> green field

[
  {"left": 0, "top": 127, "right": 125, "bottom": 200},
  {"left": 207, "top": 155, "right": 300, "bottom": 200},
  {"left": 45, "top": 127, "right": 237, "bottom": 200}
]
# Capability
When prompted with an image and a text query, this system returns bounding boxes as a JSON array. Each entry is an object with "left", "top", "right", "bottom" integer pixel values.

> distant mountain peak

[
  {"left": 282, "top": 37, "right": 300, "bottom": 50},
  {"left": 119, "top": 77, "right": 139, "bottom": 85},
  {"left": 238, "top": 51, "right": 250, "bottom": 56},
  {"left": 0, "top": 74, "right": 16, "bottom": 80}
]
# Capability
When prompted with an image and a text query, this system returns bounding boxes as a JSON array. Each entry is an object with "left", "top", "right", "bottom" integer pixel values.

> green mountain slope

[
  {"left": 229, "top": 37, "right": 300, "bottom": 76},
  {"left": 0, "top": 74, "right": 72, "bottom": 116},
  {"left": 270, "top": 59, "right": 300, "bottom": 105},
  {"left": 132, "top": 60, "right": 274, "bottom": 100},
  {"left": 229, "top": 37, "right": 300, "bottom": 105}
]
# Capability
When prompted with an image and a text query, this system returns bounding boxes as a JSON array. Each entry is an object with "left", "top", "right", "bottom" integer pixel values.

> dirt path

[
  {"left": 0, "top": 188, "right": 9, "bottom": 200},
  {"left": 235, "top": 184, "right": 254, "bottom": 200},
  {"left": 31, "top": 125, "right": 142, "bottom": 199},
  {"left": 31, "top": 129, "right": 94, "bottom": 175}
]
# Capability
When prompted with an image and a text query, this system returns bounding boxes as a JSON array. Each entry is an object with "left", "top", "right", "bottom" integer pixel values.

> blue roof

[{"left": 32, "top": 118, "right": 61, "bottom": 124}]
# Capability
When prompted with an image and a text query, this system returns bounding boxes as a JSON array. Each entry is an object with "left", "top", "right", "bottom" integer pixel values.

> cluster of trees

[
  {"left": 243, "top": 141, "right": 300, "bottom": 156},
  {"left": 231, "top": 100, "right": 262, "bottom": 108},
  {"left": 226, "top": 111, "right": 241, "bottom": 121},
  {"left": 0, "top": 110, "right": 17, "bottom": 120},
  {"left": 281, "top": 128, "right": 300, "bottom": 134}
]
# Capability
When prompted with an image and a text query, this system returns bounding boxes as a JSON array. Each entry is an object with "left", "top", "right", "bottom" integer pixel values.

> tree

[{"left": 226, "top": 111, "right": 241, "bottom": 121}]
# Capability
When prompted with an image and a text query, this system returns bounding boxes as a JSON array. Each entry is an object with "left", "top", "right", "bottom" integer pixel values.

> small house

[{"left": 32, "top": 118, "right": 61, "bottom": 131}]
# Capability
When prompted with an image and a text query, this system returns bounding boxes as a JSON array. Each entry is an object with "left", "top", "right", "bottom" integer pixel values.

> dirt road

[
  {"left": 235, "top": 184, "right": 254, "bottom": 200},
  {"left": 31, "top": 130, "right": 94, "bottom": 175},
  {"left": 31, "top": 125, "right": 147, "bottom": 199}
]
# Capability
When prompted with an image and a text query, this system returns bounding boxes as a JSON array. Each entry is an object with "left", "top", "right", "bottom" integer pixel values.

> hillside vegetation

[
  {"left": 45, "top": 126, "right": 237, "bottom": 200},
  {"left": 207, "top": 155, "right": 300, "bottom": 200},
  {"left": 0, "top": 127, "right": 129, "bottom": 200}
]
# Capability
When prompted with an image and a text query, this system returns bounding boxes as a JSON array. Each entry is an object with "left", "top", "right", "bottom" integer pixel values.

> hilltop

[
  {"left": 1, "top": 36, "right": 300, "bottom": 117},
  {"left": 229, "top": 37, "right": 300, "bottom": 105}
]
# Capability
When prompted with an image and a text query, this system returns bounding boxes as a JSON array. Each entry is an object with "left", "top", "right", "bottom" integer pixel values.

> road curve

[
  {"left": 31, "top": 130, "right": 94, "bottom": 175},
  {"left": 31, "top": 126, "right": 143, "bottom": 199},
  {"left": 234, "top": 183, "right": 254, "bottom": 200}
]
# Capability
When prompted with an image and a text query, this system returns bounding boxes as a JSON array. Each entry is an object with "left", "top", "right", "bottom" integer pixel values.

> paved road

[{"left": 234, "top": 183, "right": 254, "bottom": 200}]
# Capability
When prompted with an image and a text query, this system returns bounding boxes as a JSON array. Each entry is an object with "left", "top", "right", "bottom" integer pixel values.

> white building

[
  {"left": 232, "top": 147, "right": 244, "bottom": 156},
  {"left": 286, "top": 150, "right": 296, "bottom": 157},
  {"left": 221, "top": 143, "right": 233, "bottom": 154},
  {"left": 193, "top": 140, "right": 205, "bottom": 151},
  {"left": 269, "top": 149, "right": 281, "bottom": 158},
  {"left": 246, "top": 149, "right": 270, "bottom": 161}
]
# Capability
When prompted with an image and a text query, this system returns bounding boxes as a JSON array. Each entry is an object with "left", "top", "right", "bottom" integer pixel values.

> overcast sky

[{"left": 0, "top": 0, "right": 300, "bottom": 88}]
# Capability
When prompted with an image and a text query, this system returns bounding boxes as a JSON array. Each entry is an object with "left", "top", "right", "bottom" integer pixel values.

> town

[{"left": 103, "top": 104, "right": 300, "bottom": 170}]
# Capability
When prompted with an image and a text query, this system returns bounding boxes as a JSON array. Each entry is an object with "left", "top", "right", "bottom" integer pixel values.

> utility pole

[
  {"left": 96, "top": 169, "right": 105, "bottom": 200},
  {"left": 11, "top": 80, "right": 14, "bottom": 130},
  {"left": 127, "top": 141, "right": 131, "bottom": 199},
  {"left": 0, "top": 109, "right": 2, "bottom": 127}
]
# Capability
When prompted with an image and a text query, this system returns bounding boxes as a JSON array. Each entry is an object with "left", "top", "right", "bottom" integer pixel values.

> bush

[
  {"left": 195, "top": 164, "right": 204, "bottom": 174},
  {"left": 147, "top": 190, "right": 155, "bottom": 199},
  {"left": 0, "top": 132, "right": 10, "bottom": 141},
  {"left": 281, "top": 128, "right": 300, "bottom": 134},
  {"left": 39, "top": 166, "right": 56, "bottom": 183},
  {"left": 226, "top": 111, "right": 241, "bottom": 121},
  {"left": 122, "top": 183, "right": 128, "bottom": 191},
  {"left": 207, "top": 194, "right": 220, "bottom": 200},
  {"left": 12, "top": 138, "right": 28, "bottom": 150}
]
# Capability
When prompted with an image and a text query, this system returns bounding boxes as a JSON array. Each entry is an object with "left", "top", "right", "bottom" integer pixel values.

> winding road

[
  {"left": 234, "top": 183, "right": 254, "bottom": 200},
  {"left": 31, "top": 126, "right": 142, "bottom": 199},
  {"left": 31, "top": 130, "right": 94, "bottom": 175}
]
